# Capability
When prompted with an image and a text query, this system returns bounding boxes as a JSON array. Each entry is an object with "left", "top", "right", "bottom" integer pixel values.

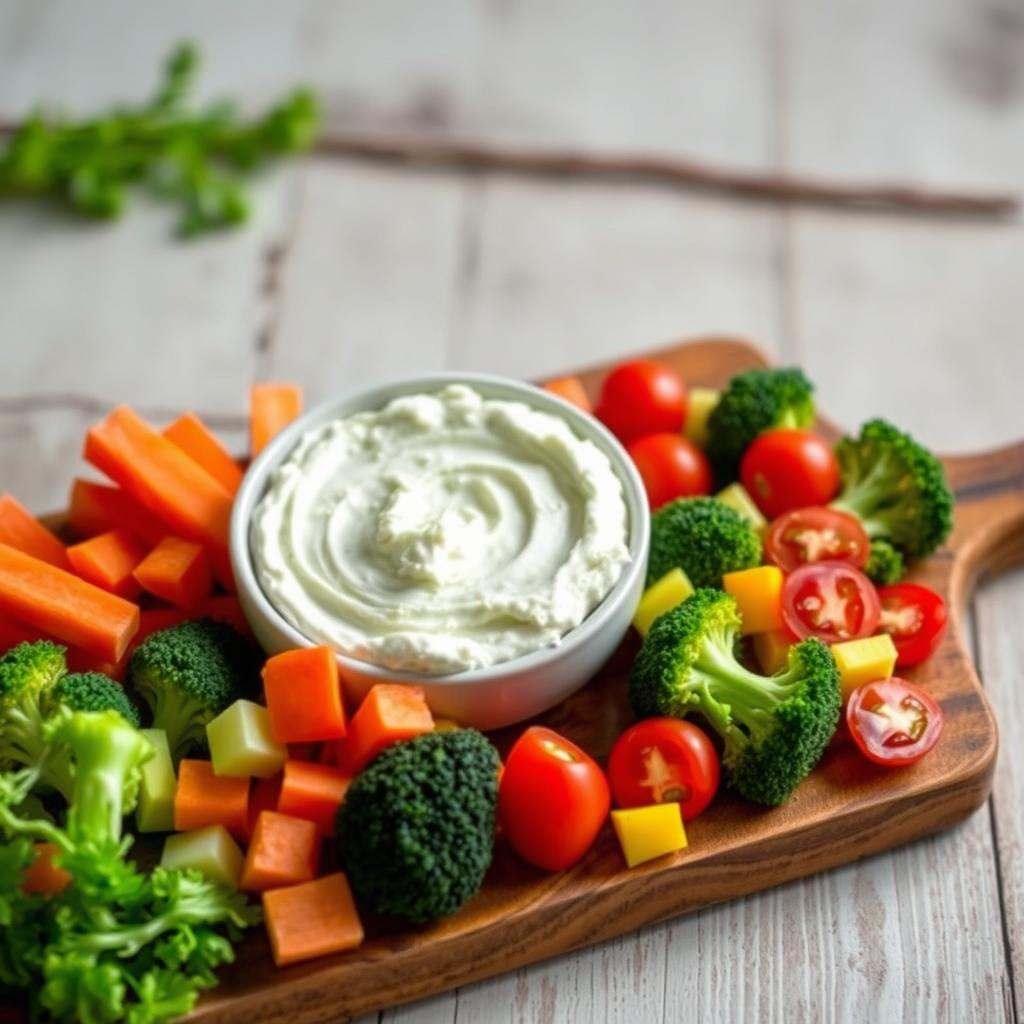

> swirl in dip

[{"left": 251, "top": 384, "right": 631, "bottom": 675}]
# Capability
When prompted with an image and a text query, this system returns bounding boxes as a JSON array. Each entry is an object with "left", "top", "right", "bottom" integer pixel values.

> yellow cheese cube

[
  {"left": 683, "top": 387, "right": 720, "bottom": 448},
  {"left": 161, "top": 825, "right": 243, "bottom": 889},
  {"left": 752, "top": 629, "right": 792, "bottom": 675},
  {"left": 433, "top": 719, "right": 461, "bottom": 733},
  {"left": 715, "top": 483, "right": 767, "bottom": 535},
  {"left": 722, "top": 565, "right": 784, "bottom": 635},
  {"left": 831, "top": 633, "right": 898, "bottom": 699},
  {"left": 633, "top": 568, "right": 695, "bottom": 636},
  {"left": 137, "top": 728, "right": 176, "bottom": 833},
  {"left": 611, "top": 803, "right": 688, "bottom": 868},
  {"left": 207, "top": 699, "right": 288, "bottom": 779}
]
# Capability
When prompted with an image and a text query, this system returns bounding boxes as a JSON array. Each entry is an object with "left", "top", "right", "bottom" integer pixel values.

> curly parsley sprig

[{"left": 0, "top": 42, "right": 319, "bottom": 236}]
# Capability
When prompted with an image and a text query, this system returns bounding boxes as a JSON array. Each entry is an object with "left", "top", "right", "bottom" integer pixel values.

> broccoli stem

[
  {"left": 831, "top": 452, "right": 900, "bottom": 537},
  {"left": 0, "top": 764, "right": 69, "bottom": 851},
  {"left": 688, "top": 642, "right": 800, "bottom": 746}
]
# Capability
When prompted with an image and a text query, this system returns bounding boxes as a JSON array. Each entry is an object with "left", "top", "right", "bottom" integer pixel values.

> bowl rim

[{"left": 229, "top": 370, "right": 650, "bottom": 687}]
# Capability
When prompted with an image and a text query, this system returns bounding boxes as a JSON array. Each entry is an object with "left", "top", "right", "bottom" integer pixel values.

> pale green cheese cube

[
  {"left": 207, "top": 699, "right": 288, "bottom": 779},
  {"left": 137, "top": 728, "right": 176, "bottom": 833},
  {"left": 161, "top": 825, "right": 243, "bottom": 889},
  {"left": 715, "top": 482, "right": 768, "bottom": 535}
]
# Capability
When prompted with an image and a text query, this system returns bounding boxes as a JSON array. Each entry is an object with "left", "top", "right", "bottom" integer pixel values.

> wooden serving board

[{"left": 188, "top": 337, "right": 1011, "bottom": 1023}]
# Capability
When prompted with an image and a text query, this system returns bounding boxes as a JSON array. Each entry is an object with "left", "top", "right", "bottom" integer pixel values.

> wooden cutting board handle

[{"left": 945, "top": 441, "right": 1024, "bottom": 602}]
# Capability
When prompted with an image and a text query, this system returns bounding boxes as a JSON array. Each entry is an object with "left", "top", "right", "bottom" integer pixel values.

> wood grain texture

[{"left": 178, "top": 337, "right": 1004, "bottom": 1024}]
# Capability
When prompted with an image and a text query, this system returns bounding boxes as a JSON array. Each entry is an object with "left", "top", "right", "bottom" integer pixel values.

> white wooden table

[{"left": 1, "top": 2, "right": 1022, "bottom": 1021}]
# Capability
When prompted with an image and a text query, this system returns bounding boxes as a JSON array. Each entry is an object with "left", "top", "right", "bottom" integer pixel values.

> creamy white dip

[{"left": 251, "top": 384, "right": 631, "bottom": 675}]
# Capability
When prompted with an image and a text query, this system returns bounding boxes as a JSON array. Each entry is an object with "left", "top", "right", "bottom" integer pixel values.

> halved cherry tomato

[
  {"left": 877, "top": 583, "right": 949, "bottom": 668},
  {"left": 627, "top": 433, "right": 711, "bottom": 509},
  {"left": 782, "top": 561, "right": 880, "bottom": 643},
  {"left": 595, "top": 360, "right": 688, "bottom": 443},
  {"left": 740, "top": 429, "right": 840, "bottom": 520},
  {"left": 607, "top": 718, "right": 719, "bottom": 820},
  {"left": 766, "top": 506, "right": 870, "bottom": 573},
  {"left": 846, "top": 677, "right": 944, "bottom": 767},
  {"left": 499, "top": 726, "right": 610, "bottom": 872}
]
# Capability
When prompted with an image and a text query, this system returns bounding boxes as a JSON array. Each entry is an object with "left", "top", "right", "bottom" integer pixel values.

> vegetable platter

[{"left": 1, "top": 337, "right": 1010, "bottom": 1024}]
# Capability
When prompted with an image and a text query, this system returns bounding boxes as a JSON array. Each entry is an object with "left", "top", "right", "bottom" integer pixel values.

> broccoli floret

[
  {"left": 0, "top": 641, "right": 71, "bottom": 794},
  {"left": 42, "top": 707, "right": 153, "bottom": 844},
  {"left": 0, "top": 705, "right": 258, "bottom": 1024},
  {"left": 129, "top": 619, "right": 259, "bottom": 762},
  {"left": 705, "top": 367, "right": 815, "bottom": 481},
  {"left": 337, "top": 729, "right": 500, "bottom": 924},
  {"left": 629, "top": 589, "right": 841, "bottom": 806},
  {"left": 647, "top": 497, "right": 762, "bottom": 588},
  {"left": 52, "top": 673, "right": 141, "bottom": 728},
  {"left": 831, "top": 418, "right": 953, "bottom": 559},
  {"left": 864, "top": 539, "right": 905, "bottom": 586}
]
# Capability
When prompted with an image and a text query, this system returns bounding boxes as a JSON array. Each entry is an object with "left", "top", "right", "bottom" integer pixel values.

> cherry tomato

[
  {"left": 765, "top": 506, "right": 870, "bottom": 573},
  {"left": 740, "top": 429, "right": 840, "bottom": 520},
  {"left": 782, "top": 561, "right": 880, "bottom": 643},
  {"left": 877, "top": 583, "right": 949, "bottom": 668},
  {"left": 846, "top": 677, "right": 944, "bottom": 767},
  {"left": 607, "top": 718, "right": 719, "bottom": 820},
  {"left": 499, "top": 726, "right": 610, "bottom": 872},
  {"left": 595, "top": 360, "right": 688, "bottom": 443},
  {"left": 627, "top": 433, "right": 712, "bottom": 509}
]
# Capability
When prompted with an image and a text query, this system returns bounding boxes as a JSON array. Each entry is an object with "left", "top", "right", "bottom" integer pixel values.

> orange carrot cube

[
  {"left": 277, "top": 760, "right": 352, "bottom": 836},
  {"left": 262, "top": 646, "right": 346, "bottom": 743},
  {"left": 174, "top": 759, "right": 249, "bottom": 842},
  {"left": 263, "top": 872, "right": 364, "bottom": 966},
  {"left": 240, "top": 810, "right": 320, "bottom": 892}
]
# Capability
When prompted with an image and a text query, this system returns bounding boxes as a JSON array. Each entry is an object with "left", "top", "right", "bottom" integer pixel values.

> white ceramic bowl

[{"left": 230, "top": 372, "right": 650, "bottom": 730}]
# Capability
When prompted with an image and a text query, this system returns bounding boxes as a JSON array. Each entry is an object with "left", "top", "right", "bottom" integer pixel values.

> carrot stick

[
  {"left": 262, "top": 872, "right": 364, "bottom": 966},
  {"left": 133, "top": 537, "right": 212, "bottom": 609},
  {"left": 174, "top": 759, "right": 250, "bottom": 842},
  {"left": 163, "top": 413, "right": 244, "bottom": 495},
  {"left": 243, "top": 774, "right": 283, "bottom": 843},
  {"left": 0, "top": 494, "right": 70, "bottom": 570},
  {"left": 67, "top": 479, "right": 165, "bottom": 546},
  {"left": 84, "top": 407, "right": 235, "bottom": 588},
  {"left": 67, "top": 530, "right": 146, "bottom": 600},
  {"left": 251, "top": 384, "right": 302, "bottom": 457},
  {"left": 201, "top": 595, "right": 252, "bottom": 636},
  {"left": 0, "top": 543, "right": 139, "bottom": 661},
  {"left": 0, "top": 616, "right": 126, "bottom": 678}
]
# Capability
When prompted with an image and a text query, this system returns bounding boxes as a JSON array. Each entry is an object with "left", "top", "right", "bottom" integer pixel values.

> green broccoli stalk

[
  {"left": 647, "top": 497, "right": 762, "bottom": 588},
  {"left": 129, "top": 619, "right": 260, "bottom": 761},
  {"left": 0, "top": 709, "right": 259, "bottom": 1024},
  {"left": 338, "top": 729, "right": 500, "bottom": 924},
  {"left": 864, "top": 538, "right": 905, "bottom": 586},
  {"left": 831, "top": 419, "right": 953, "bottom": 559},
  {"left": 629, "top": 589, "right": 841, "bottom": 806},
  {"left": 705, "top": 367, "right": 815, "bottom": 481}
]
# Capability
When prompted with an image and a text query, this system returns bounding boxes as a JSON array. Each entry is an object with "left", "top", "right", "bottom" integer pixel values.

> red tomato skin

[
  {"left": 846, "top": 677, "right": 944, "bottom": 767},
  {"left": 740, "top": 429, "right": 840, "bottom": 520},
  {"left": 595, "top": 360, "right": 688, "bottom": 443},
  {"left": 781, "top": 561, "right": 881, "bottom": 644},
  {"left": 499, "top": 726, "right": 610, "bottom": 872},
  {"left": 765, "top": 506, "right": 870, "bottom": 573},
  {"left": 877, "top": 584, "right": 949, "bottom": 668},
  {"left": 627, "top": 433, "right": 712, "bottom": 509},
  {"left": 607, "top": 718, "right": 720, "bottom": 820}
]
